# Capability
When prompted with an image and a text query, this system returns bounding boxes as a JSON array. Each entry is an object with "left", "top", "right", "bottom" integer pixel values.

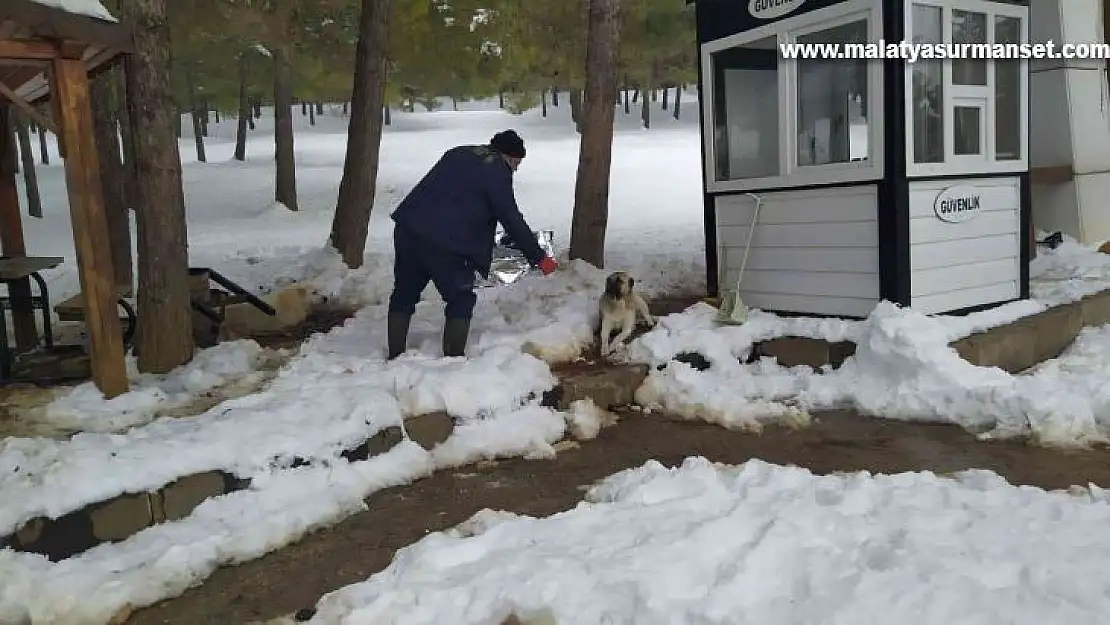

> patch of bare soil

[
  {"left": 127, "top": 410, "right": 1110, "bottom": 625},
  {"left": 246, "top": 308, "right": 358, "bottom": 350}
]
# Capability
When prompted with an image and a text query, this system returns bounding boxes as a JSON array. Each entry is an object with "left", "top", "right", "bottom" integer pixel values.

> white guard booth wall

[{"left": 692, "top": 0, "right": 1032, "bottom": 318}]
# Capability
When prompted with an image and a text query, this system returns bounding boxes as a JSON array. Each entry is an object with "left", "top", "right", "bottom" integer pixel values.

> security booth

[{"left": 692, "top": 0, "right": 1031, "bottom": 318}]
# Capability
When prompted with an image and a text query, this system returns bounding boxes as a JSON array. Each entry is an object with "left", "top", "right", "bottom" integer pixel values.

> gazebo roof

[{"left": 0, "top": 0, "right": 131, "bottom": 103}]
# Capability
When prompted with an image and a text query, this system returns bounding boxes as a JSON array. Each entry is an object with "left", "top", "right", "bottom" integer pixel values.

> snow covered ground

[
  {"left": 4, "top": 92, "right": 1110, "bottom": 622},
  {"left": 9, "top": 95, "right": 704, "bottom": 432},
  {"left": 629, "top": 240, "right": 1110, "bottom": 447},
  {"left": 0, "top": 96, "right": 703, "bottom": 624},
  {"left": 304, "top": 456, "right": 1110, "bottom": 625}
]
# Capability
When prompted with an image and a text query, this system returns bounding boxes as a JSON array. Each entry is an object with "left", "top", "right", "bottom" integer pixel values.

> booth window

[
  {"left": 796, "top": 20, "right": 870, "bottom": 167},
  {"left": 994, "top": 15, "right": 1022, "bottom": 160},
  {"left": 908, "top": 1, "right": 1027, "bottom": 171},
  {"left": 951, "top": 10, "right": 987, "bottom": 86},
  {"left": 954, "top": 105, "right": 982, "bottom": 154},
  {"left": 711, "top": 36, "right": 780, "bottom": 181},
  {"left": 911, "top": 4, "right": 943, "bottom": 164}
]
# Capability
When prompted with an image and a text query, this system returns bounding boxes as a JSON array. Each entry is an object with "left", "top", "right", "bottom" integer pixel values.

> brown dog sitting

[{"left": 598, "top": 271, "right": 655, "bottom": 356}]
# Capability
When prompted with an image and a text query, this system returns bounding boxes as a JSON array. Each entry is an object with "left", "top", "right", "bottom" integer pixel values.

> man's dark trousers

[{"left": 387, "top": 224, "right": 477, "bottom": 358}]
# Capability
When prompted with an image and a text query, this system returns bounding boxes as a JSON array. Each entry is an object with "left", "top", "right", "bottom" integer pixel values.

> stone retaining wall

[{"left": 0, "top": 413, "right": 454, "bottom": 562}]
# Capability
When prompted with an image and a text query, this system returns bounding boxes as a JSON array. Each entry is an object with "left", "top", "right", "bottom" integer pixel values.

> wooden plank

[
  {"left": 47, "top": 62, "right": 64, "bottom": 157},
  {"left": 0, "top": 79, "right": 57, "bottom": 134},
  {"left": 0, "top": 38, "right": 58, "bottom": 60},
  {"left": 0, "top": 103, "right": 39, "bottom": 352},
  {"left": 1, "top": 0, "right": 134, "bottom": 53},
  {"left": 0, "top": 256, "right": 63, "bottom": 280},
  {"left": 51, "top": 56, "right": 127, "bottom": 398}
]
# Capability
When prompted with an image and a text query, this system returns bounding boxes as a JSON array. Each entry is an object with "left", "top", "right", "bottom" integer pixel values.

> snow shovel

[{"left": 715, "top": 193, "right": 764, "bottom": 325}]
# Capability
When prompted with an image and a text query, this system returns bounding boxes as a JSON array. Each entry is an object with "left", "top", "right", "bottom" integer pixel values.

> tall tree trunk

[
  {"left": 640, "top": 82, "right": 651, "bottom": 129},
  {"left": 631, "top": 88, "right": 639, "bottom": 103},
  {"left": 91, "top": 72, "right": 133, "bottom": 296},
  {"left": 383, "top": 104, "right": 391, "bottom": 125},
  {"left": 551, "top": 87, "right": 559, "bottom": 106},
  {"left": 212, "top": 105, "right": 220, "bottom": 124},
  {"left": 673, "top": 85, "right": 682, "bottom": 119},
  {"left": 273, "top": 46, "right": 298, "bottom": 210},
  {"left": 13, "top": 113, "right": 42, "bottom": 218},
  {"left": 343, "top": 101, "right": 349, "bottom": 115},
  {"left": 309, "top": 101, "right": 316, "bottom": 126},
  {"left": 234, "top": 52, "right": 250, "bottom": 161},
  {"left": 315, "top": 101, "right": 324, "bottom": 115},
  {"left": 253, "top": 100, "right": 262, "bottom": 118},
  {"left": 623, "top": 84, "right": 629, "bottom": 114},
  {"left": 186, "top": 71, "right": 206, "bottom": 163},
  {"left": 569, "top": 88, "right": 583, "bottom": 133},
  {"left": 117, "top": 64, "right": 139, "bottom": 217},
  {"left": 199, "top": 99, "right": 209, "bottom": 137},
  {"left": 300, "top": 101, "right": 308, "bottom": 116},
  {"left": 37, "top": 124, "right": 49, "bottom": 165},
  {"left": 120, "top": 0, "right": 195, "bottom": 373},
  {"left": 568, "top": 0, "right": 621, "bottom": 268},
  {"left": 329, "top": 0, "right": 393, "bottom": 268},
  {"left": 661, "top": 85, "right": 669, "bottom": 110},
  {"left": 498, "top": 91, "right": 504, "bottom": 108},
  {"left": 541, "top": 91, "right": 547, "bottom": 117}
]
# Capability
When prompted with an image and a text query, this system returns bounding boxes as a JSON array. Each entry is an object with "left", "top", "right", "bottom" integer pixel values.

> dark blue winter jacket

[{"left": 390, "top": 144, "right": 547, "bottom": 278}]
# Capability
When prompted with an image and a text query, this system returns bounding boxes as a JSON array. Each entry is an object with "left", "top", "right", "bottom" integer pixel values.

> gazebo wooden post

[
  {"left": 51, "top": 54, "right": 128, "bottom": 398},
  {"left": 0, "top": 103, "right": 40, "bottom": 352}
]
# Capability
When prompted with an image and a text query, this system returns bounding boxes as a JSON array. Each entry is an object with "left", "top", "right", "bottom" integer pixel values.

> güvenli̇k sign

[
  {"left": 749, "top": 0, "right": 806, "bottom": 20},
  {"left": 933, "top": 185, "right": 982, "bottom": 223}
]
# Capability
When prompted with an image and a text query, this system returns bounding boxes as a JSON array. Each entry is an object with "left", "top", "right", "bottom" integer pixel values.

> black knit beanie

[{"left": 490, "top": 130, "right": 526, "bottom": 158}]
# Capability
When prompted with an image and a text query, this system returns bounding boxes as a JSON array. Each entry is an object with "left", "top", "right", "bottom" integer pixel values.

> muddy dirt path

[{"left": 127, "top": 411, "right": 1110, "bottom": 625}]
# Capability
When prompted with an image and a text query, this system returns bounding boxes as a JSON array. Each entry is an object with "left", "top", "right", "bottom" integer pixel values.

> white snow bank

[
  {"left": 0, "top": 341, "right": 557, "bottom": 538},
  {"left": 306, "top": 456, "right": 1110, "bottom": 625},
  {"left": 28, "top": 0, "right": 117, "bottom": 22},
  {"left": 634, "top": 301, "right": 1110, "bottom": 446},
  {"left": 39, "top": 340, "right": 279, "bottom": 433},
  {"left": 1030, "top": 234, "right": 1110, "bottom": 305},
  {"left": 0, "top": 404, "right": 570, "bottom": 625},
  {"left": 0, "top": 250, "right": 618, "bottom": 538},
  {"left": 629, "top": 239, "right": 1110, "bottom": 445}
]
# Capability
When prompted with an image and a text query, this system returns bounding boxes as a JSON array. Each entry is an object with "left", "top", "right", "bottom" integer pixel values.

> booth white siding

[
  {"left": 908, "top": 177, "right": 1021, "bottom": 314},
  {"left": 715, "top": 186, "right": 880, "bottom": 317}
]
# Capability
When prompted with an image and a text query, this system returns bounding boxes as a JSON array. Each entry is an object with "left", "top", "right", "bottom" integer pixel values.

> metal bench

[
  {"left": 52, "top": 292, "right": 138, "bottom": 347},
  {"left": 0, "top": 256, "right": 63, "bottom": 380}
]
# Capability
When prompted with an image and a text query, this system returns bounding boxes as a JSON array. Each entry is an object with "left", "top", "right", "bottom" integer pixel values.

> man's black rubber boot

[
  {"left": 442, "top": 317, "right": 471, "bottom": 358},
  {"left": 387, "top": 313, "right": 412, "bottom": 360}
]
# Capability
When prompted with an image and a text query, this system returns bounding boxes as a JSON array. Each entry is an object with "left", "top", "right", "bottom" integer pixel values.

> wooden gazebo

[{"left": 0, "top": 0, "right": 130, "bottom": 397}]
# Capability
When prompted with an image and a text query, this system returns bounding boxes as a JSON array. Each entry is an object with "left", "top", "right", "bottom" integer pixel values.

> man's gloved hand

[{"left": 537, "top": 256, "right": 559, "bottom": 276}]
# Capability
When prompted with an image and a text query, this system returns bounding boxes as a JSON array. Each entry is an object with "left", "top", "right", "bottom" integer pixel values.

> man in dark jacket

[{"left": 387, "top": 129, "right": 559, "bottom": 360}]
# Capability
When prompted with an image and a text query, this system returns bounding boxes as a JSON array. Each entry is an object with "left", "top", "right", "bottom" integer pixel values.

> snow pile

[
  {"left": 634, "top": 301, "right": 1110, "bottom": 446},
  {"left": 1030, "top": 234, "right": 1110, "bottom": 304},
  {"left": 0, "top": 255, "right": 626, "bottom": 622},
  {"left": 39, "top": 340, "right": 281, "bottom": 432},
  {"left": 28, "top": 0, "right": 117, "bottom": 22},
  {"left": 0, "top": 342, "right": 560, "bottom": 539},
  {"left": 0, "top": 403, "right": 573, "bottom": 625},
  {"left": 564, "top": 398, "right": 618, "bottom": 441},
  {"left": 305, "top": 457, "right": 1110, "bottom": 624}
]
